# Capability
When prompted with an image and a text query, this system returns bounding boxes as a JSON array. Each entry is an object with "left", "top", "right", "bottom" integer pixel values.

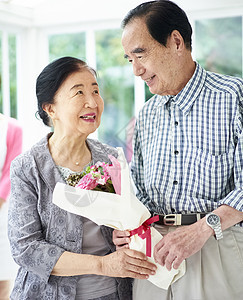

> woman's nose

[{"left": 84, "top": 95, "right": 98, "bottom": 108}]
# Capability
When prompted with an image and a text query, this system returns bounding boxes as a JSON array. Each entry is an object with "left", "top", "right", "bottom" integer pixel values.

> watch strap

[
  {"left": 206, "top": 213, "right": 223, "bottom": 240},
  {"left": 214, "top": 223, "right": 223, "bottom": 240}
]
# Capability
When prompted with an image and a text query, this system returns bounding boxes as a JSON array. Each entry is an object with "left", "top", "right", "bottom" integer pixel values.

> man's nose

[{"left": 133, "top": 62, "right": 145, "bottom": 77}]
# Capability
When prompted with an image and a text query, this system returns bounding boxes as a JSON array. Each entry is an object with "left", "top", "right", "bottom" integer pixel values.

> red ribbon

[{"left": 130, "top": 215, "right": 159, "bottom": 257}]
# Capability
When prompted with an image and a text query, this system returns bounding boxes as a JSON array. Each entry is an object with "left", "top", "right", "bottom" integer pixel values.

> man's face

[{"left": 122, "top": 17, "right": 180, "bottom": 96}]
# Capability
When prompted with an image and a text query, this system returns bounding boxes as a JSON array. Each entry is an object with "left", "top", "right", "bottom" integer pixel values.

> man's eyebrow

[
  {"left": 124, "top": 47, "right": 146, "bottom": 59},
  {"left": 70, "top": 82, "right": 98, "bottom": 91}
]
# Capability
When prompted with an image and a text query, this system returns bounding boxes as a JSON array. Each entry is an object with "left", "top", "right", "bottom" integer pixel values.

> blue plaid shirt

[{"left": 131, "top": 62, "right": 243, "bottom": 225}]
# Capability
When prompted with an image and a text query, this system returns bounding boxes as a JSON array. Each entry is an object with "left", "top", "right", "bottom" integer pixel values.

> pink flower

[
  {"left": 76, "top": 173, "right": 98, "bottom": 190},
  {"left": 75, "top": 161, "right": 116, "bottom": 193}
]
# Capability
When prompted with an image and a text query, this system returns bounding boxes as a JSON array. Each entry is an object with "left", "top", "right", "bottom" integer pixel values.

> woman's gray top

[
  {"left": 8, "top": 133, "right": 132, "bottom": 300},
  {"left": 57, "top": 165, "right": 117, "bottom": 299}
]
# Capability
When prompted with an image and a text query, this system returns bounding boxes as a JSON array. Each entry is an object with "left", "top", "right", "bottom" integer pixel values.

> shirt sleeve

[
  {"left": 8, "top": 157, "right": 65, "bottom": 283},
  {"left": 130, "top": 120, "right": 152, "bottom": 209},
  {"left": 0, "top": 118, "right": 23, "bottom": 200},
  {"left": 219, "top": 101, "right": 243, "bottom": 212}
]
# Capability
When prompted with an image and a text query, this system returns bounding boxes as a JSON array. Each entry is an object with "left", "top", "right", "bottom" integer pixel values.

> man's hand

[
  {"left": 113, "top": 229, "right": 131, "bottom": 249},
  {"left": 154, "top": 205, "right": 243, "bottom": 271},
  {"left": 101, "top": 248, "right": 157, "bottom": 279},
  {"left": 154, "top": 219, "right": 212, "bottom": 271}
]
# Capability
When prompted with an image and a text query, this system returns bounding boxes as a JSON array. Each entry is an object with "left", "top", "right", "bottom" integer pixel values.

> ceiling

[
  {"left": 0, "top": 0, "right": 45, "bottom": 7},
  {"left": 0, "top": 0, "right": 243, "bottom": 28},
  {"left": 0, "top": 0, "right": 146, "bottom": 27},
  {"left": 1, "top": 0, "right": 242, "bottom": 9}
]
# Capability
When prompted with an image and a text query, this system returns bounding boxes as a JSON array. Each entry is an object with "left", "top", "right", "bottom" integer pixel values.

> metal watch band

[
  {"left": 206, "top": 213, "right": 223, "bottom": 240},
  {"left": 214, "top": 223, "right": 223, "bottom": 240}
]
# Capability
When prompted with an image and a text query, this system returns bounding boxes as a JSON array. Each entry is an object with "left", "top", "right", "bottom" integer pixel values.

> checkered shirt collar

[{"left": 157, "top": 62, "right": 206, "bottom": 115}]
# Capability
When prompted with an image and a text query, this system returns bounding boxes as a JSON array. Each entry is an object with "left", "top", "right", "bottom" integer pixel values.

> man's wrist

[
  {"left": 196, "top": 216, "right": 215, "bottom": 239},
  {"left": 205, "top": 213, "right": 223, "bottom": 240}
]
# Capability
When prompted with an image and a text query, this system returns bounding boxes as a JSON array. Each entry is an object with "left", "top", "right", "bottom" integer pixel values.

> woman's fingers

[
  {"left": 101, "top": 249, "right": 157, "bottom": 279},
  {"left": 112, "top": 230, "right": 131, "bottom": 249},
  {"left": 125, "top": 249, "right": 157, "bottom": 275}
]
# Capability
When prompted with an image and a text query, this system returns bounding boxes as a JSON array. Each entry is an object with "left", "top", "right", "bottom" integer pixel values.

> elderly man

[{"left": 113, "top": 1, "right": 243, "bottom": 299}]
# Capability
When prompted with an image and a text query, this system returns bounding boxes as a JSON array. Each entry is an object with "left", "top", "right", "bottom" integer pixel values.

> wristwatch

[{"left": 206, "top": 213, "right": 223, "bottom": 240}]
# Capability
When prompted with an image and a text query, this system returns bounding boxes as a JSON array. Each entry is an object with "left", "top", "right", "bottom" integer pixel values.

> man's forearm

[{"left": 213, "top": 204, "right": 243, "bottom": 231}]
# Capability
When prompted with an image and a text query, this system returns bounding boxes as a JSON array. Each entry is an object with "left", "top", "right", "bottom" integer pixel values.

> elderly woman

[{"left": 8, "top": 57, "right": 156, "bottom": 300}]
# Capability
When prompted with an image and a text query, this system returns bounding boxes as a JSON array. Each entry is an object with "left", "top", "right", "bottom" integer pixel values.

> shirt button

[
  {"left": 173, "top": 180, "right": 178, "bottom": 185},
  {"left": 174, "top": 150, "right": 179, "bottom": 155},
  {"left": 175, "top": 121, "right": 179, "bottom": 126}
]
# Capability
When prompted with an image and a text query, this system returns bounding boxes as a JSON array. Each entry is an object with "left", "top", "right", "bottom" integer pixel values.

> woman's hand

[
  {"left": 112, "top": 229, "right": 131, "bottom": 249},
  {"left": 101, "top": 248, "right": 157, "bottom": 279}
]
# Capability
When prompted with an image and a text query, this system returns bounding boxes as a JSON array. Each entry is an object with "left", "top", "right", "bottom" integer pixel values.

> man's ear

[{"left": 170, "top": 30, "right": 185, "bottom": 51}]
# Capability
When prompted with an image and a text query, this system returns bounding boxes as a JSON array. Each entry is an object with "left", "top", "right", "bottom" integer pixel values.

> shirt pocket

[{"left": 183, "top": 147, "right": 234, "bottom": 200}]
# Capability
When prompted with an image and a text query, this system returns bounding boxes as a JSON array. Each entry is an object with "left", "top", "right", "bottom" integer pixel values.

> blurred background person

[{"left": 0, "top": 113, "right": 22, "bottom": 299}]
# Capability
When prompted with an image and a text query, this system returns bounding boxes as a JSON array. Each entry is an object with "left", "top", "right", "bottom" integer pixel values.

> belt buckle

[{"left": 163, "top": 214, "right": 182, "bottom": 226}]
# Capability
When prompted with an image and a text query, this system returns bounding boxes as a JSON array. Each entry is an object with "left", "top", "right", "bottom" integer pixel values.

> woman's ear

[{"left": 42, "top": 103, "right": 55, "bottom": 119}]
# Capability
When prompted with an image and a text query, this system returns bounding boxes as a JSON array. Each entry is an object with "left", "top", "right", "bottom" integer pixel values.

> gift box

[{"left": 52, "top": 147, "right": 185, "bottom": 289}]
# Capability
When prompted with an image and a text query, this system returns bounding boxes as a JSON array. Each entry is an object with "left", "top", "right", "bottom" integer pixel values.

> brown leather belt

[{"left": 152, "top": 213, "right": 207, "bottom": 226}]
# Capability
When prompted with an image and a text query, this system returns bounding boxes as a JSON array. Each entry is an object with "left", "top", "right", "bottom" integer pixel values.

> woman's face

[{"left": 47, "top": 69, "right": 104, "bottom": 137}]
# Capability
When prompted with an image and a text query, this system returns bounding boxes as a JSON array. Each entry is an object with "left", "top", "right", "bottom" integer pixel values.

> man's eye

[
  {"left": 93, "top": 90, "right": 99, "bottom": 94},
  {"left": 77, "top": 90, "right": 83, "bottom": 95},
  {"left": 128, "top": 59, "right": 133, "bottom": 63}
]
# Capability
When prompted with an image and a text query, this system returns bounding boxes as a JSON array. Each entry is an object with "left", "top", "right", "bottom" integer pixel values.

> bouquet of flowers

[
  {"left": 66, "top": 162, "right": 116, "bottom": 194},
  {"left": 53, "top": 147, "right": 185, "bottom": 289}
]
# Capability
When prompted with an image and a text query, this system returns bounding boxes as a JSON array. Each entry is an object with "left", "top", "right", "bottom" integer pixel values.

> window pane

[
  {"left": 9, "top": 34, "right": 17, "bottom": 118},
  {"left": 195, "top": 17, "right": 242, "bottom": 77},
  {"left": 145, "top": 84, "right": 153, "bottom": 102},
  {"left": 48, "top": 33, "right": 86, "bottom": 61},
  {"left": 95, "top": 29, "right": 134, "bottom": 152}
]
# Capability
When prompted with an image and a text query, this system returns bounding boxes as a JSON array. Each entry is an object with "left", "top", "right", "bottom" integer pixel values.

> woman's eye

[
  {"left": 93, "top": 90, "right": 99, "bottom": 94},
  {"left": 77, "top": 90, "right": 83, "bottom": 95}
]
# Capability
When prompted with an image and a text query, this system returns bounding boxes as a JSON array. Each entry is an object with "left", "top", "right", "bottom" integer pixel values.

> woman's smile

[{"left": 80, "top": 113, "right": 96, "bottom": 122}]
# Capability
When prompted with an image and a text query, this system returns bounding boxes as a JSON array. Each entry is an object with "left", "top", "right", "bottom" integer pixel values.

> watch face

[{"left": 207, "top": 214, "right": 220, "bottom": 225}]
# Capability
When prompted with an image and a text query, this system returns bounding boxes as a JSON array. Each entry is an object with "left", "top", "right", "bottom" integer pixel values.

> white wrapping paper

[{"left": 53, "top": 147, "right": 185, "bottom": 289}]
